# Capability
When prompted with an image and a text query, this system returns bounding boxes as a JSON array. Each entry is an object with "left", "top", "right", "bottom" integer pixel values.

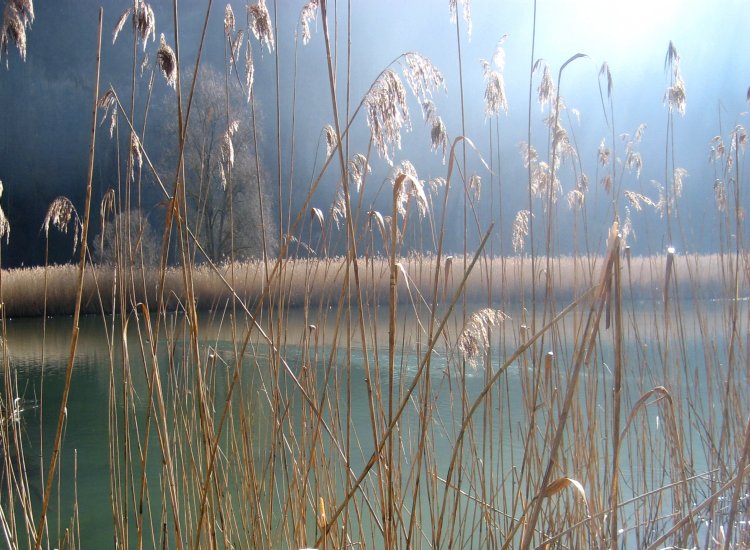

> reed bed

[
  {"left": 0, "top": 252, "right": 738, "bottom": 318},
  {"left": 0, "top": 1, "right": 748, "bottom": 549}
]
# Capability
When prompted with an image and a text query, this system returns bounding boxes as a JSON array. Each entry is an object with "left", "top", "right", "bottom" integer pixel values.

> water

[{"left": 1, "top": 298, "right": 746, "bottom": 547}]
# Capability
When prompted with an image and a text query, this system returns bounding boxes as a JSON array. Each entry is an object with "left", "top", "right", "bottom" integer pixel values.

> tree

[
  {"left": 160, "top": 66, "right": 275, "bottom": 264},
  {"left": 93, "top": 208, "right": 160, "bottom": 267}
]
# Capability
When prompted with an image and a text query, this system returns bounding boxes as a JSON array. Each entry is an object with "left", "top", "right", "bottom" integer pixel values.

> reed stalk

[{"left": 33, "top": 9, "right": 102, "bottom": 549}]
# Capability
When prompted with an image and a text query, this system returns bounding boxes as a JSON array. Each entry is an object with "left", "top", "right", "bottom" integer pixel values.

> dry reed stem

[
  {"left": 440, "top": 286, "right": 596, "bottom": 548},
  {"left": 33, "top": 10, "right": 102, "bottom": 549},
  {"left": 314, "top": 226, "right": 494, "bottom": 548},
  {"left": 519, "top": 226, "right": 620, "bottom": 549}
]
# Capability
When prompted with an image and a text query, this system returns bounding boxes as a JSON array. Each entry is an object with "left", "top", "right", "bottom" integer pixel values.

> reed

[
  {"left": 0, "top": 1, "right": 748, "bottom": 549},
  {"left": 0, "top": 252, "right": 732, "bottom": 318}
]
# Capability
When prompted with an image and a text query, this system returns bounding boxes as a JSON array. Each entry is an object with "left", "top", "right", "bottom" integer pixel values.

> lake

[{"left": 2, "top": 296, "right": 747, "bottom": 548}]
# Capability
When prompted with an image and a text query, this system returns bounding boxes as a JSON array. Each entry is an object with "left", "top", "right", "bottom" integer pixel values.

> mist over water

[{"left": 0, "top": 0, "right": 747, "bottom": 267}]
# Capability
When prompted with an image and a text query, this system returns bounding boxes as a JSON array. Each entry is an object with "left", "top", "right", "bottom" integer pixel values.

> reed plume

[
  {"left": 428, "top": 176, "right": 446, "bottom": 194},
  {"left": 598, "top": 138, "right": 610, "bottom": 166},
  {"left": 401, "top": 52, "right": 445, "bottom": 103},
  {"left": 664, "top": 41, "right": 686, "bottom": 114},
  {"left": 422, "top": 99, "right": 448, "bottom": 163},
  {"left": 672, "top": 167, "right": 687, "bottom": 200},
  {"left": 97, "top": 89, "right": 118, "bottom": 138},
  {"left": 535, "top": 61, "right": 555, "bottom": 112},
  {"left": 421, "top": 97, "right": 437, "bottom": 122},
  {"left": 248, "top": 0, "right": 274, "bottom": 53},
  {"left": 113, "top": 0, "right": 155, "bottom": 51},
  {"left": 364, "top": 53, "right": 443, "bottom": 165},
  {"left": 139, "top": 50, "right": 149, "bottom": 76},
  {"left": 624, "top": 140, "right": 643, "bottom": 177},
  {"left": 730, "top": 123, "right": 747, "bottom": 153},
  {"left": 522, "top": 135, "right": 561, "bottom": 203},
  {"left": 620, "top": 206, "right": 633, "bottom": 245},
  {"left": 713, "top": 179, "right": 727, "bottom": 212},
  {"left": 348, "top": 153, "right": 370, "bottom": 192},
  {"left": 96, "top": 188, "right": 115, "bottom": 261},
  {"left": 469, "top": 173, "right": 481, "bottom": 201},
  {"left": 156, "top": 33, "right": 176, "bottom": 89},
  {"left": 130, "top": 131, "right": 143, "bottom": 177},
  {"left": 548, "top": 102, "right": 577, "bottom": 162},
  {"left": 299, "top": 0, "right": 319, "bottom": 45},
  {"left": 654, "top": 167, "right": 688, "bottom": 217},
  {"left": 530, "top": 160, "right": 560, "bottom": 203},
  {"left": 112, "top": 10, "right": 128, "bottom": 43},
  {"left": 100, "top": 188, "right": 115, "bottom": 226},
  {"left": 512, "top": 209, "right": 531, "bottom": 252},
  {"left": 392, "top": 160, "right": 428, "bottom": 218},
  {"left": 224, "top": 3, "right": 235, "bottom": 35},
  {"left": 634, "top": 121, "right": 646, "bottom": 141},
  {"left": 0, "top": 180, "right": 9, "bottom": 243},
  {"left": 133, "top": 1, "right": 155, "bottom": 50},
  {"left": 482, "top": 65, "right": 509, "bottom": 118},
  {"left": 42, "top": 196, "right": 80, "bottom": 253},
  {"left": 709, "top": 135, "right": 725, "bottom": 163},
  {"left": 330, "top": 189, "right": 347, "bottom": 229},
  {"left": 566, "top": 189, "right": 584, "bottom": 210},
  {"left": 520, "top": 141, "right": 538, "bottom": 168},
  {"left": 219, "top": 120, "right": 240, "bottom": 189},
  {"left": 8, "top": 0, "right": 33, "bottom": 22},
  {"left": 229, "top": 30, "right": 243, "bottom": 68},
  {"left": 576, "top": 172, "right": 588, "bottom": 193},
  {"left": 624, "top": 190, "right": 657, "bottom": 212},
  {"left": 598, "top": 138, "right": 612, "bottom": 191},
  {"left": 365, "top": 69, "right": 409, "bottom": 165},
  {"left": 448, "top": 0, "right": 472, "bottom": 37},
  {"left": 458, "top": 308, "right": 508, "bottom": 367},
  {"left": 481, "top": 36, "right": 509, "bottom": 117},
  {"left": 655, "top": 181, "right": 667, "bottom": 216},
  {"left": 430, "top": 116, "right": 448, "bottom": 162},
  {"left": 323, "top": 124, "right": 337, "bottom": 158},
  {"left": 1, "top": 0, "right": 33, "bottom": 64}
]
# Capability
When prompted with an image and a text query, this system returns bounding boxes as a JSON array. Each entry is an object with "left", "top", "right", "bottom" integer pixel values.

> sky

[{"left": 0, "top": 0, "right": 747, "bottom": 267}]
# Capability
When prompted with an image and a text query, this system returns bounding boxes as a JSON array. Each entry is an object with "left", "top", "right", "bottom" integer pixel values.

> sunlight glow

[{"left": 559, "top": 0, "right": 681, "bottom": 64}]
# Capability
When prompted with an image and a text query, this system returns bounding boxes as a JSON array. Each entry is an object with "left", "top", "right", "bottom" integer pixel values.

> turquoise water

[{"left": 1, "top": 299, "right": 745, "bottom": 547}]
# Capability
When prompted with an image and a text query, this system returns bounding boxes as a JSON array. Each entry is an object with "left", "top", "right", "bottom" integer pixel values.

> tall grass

[
  {"left": 0, "top": 0, "right": 748, "bottom": 549},
  {"left": 0, "top": 252, "right": 734, "bottom": 317}
]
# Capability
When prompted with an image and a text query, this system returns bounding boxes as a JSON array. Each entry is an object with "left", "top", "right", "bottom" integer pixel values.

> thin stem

[{"left": 34, "top": 10, "right": 103, "bottom": 549}]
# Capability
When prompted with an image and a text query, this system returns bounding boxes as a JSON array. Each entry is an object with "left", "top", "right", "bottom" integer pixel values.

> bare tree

[
  {"left": 93, "top": 209, "right": 160, "bottom": 267},
  {"left": 178, "top": 66, "right": 275, "bottom": 263}
]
